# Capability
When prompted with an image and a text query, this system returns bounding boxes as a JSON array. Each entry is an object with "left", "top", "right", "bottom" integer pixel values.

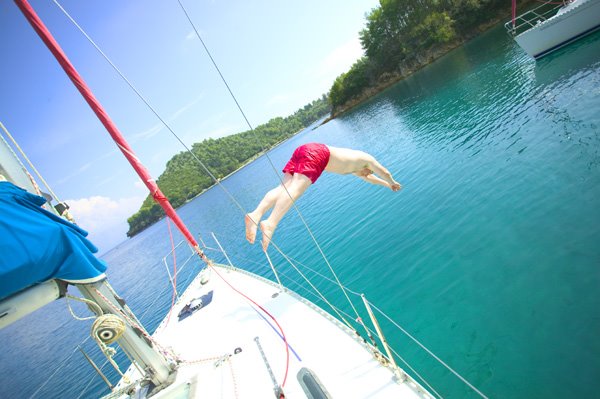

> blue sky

[{"left": 0, "top": 0, "right": 378, "bottom": 251}]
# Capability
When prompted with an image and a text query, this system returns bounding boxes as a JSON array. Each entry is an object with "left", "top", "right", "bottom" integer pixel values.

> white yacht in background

[{"left": 505, "top": 0, "right": 600, "bottom": 58}]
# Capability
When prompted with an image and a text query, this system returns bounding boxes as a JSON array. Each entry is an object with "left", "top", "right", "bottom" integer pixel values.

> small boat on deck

[{"left": 505, "top": 0, "right": 600, "bottom": 59}]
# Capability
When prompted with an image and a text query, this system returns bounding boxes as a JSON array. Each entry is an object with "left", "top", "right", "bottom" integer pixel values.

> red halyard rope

[
  {"left": 15, "top": 0, "right": 290, "bottom": 390},
  {"left": 203, "top": 258, "right": 290, "bottom": 388},
  {"left": 14, "top": 0, "right": 199, "bottom": 248}
]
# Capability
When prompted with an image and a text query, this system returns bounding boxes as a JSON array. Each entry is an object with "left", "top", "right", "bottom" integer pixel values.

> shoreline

[
  {"left": 324, "top": 7, "right": 527, "bottom": 122},
  {"left": 127, "top": 123, "right": 316, "bottom": 237},
  {"left": 184, "top": 123, "right": 312, "bottom": 204},
  {"left": 179, "top": 115, "right": 329, "bottom": 205}
]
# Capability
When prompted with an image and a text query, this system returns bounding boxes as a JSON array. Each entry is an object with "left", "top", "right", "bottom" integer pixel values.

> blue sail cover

[{"left": 0, "top": 181, "right": 107, "bottom": 299}]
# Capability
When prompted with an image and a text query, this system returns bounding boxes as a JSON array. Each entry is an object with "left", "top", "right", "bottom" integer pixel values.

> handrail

[
  {"left": 505, "top": 1, "right": 566, "bottom": 35},
  {"left": 361, "top": 294, "right": 406, "bottom": 382}
]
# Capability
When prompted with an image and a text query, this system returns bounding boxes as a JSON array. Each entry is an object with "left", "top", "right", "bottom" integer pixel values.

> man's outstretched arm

[
  {"left": 355, "top": 173, "right": 402, "bottom": 191},
  {"left": 365, "top": 158, "right": 402, "bottom": 191},
  {"left": 366, "top": 157, "right": 400, "bottom": 186}
]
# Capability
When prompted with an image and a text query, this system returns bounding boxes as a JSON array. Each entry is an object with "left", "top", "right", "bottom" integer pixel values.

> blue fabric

[{"left": 0, "top": 181, "right": 107, "bottom": 299}]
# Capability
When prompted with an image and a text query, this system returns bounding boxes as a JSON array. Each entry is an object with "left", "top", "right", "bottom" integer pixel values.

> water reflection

[
  {"left": 339, "top": 24, "right": 600, "bottom": 167},
  {"left": 534, "top": 30, "right": 600, "bottom": 87}
]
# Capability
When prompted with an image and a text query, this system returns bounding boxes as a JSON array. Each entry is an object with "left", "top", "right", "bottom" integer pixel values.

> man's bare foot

[
  {"left": 259, "top": 221, "right": 275, "bottom": 252},
  {"left": 245, "top": 214, "right": 259, "bottom": 244},
  {"left": 390, "top": 182, "right": 402, "bottom": 192}
]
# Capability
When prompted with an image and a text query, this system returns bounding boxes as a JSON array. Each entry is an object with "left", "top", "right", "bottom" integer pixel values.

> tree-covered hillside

[
  {"left": 127, "top": 95, "right": 329, "bottom": 236},
  {"left": 328, "top": 0, "right": 516, "bottom": 111}
]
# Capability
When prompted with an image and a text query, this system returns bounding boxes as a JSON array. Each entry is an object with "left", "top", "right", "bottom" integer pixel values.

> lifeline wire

[
  {"left": 51, "top": 2, "right": 280, "bottom": 342},
  {"left": 202, "top": 243, "right": 357, "bottom": 328},
  {"left": 264, "top": 265, "right": 443, "bottom": 399},
  {"left": 369, "top": 301, "right": 489, "bottom": 399},
  {"left": 75, "top": 358, "right": 111, "bottom": 399}
]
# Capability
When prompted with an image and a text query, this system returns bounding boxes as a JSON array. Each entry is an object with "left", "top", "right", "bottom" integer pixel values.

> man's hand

[{"left": 390, "top": 182, "right": 402, "bottom": 192}]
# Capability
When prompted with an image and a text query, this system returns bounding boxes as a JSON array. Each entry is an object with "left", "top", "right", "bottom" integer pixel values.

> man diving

[{"left": 245, "top": 143, "right": 402, "bottom": 251}]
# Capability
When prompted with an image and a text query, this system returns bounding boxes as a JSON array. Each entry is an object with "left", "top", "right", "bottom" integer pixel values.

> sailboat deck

[{"left": 117, "top": 264, "right": 431, "bottom": 398}]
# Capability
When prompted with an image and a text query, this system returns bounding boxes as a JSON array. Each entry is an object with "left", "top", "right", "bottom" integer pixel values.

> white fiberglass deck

[{"left": 117, "top": 264, "right": 432, "bottom": 399}]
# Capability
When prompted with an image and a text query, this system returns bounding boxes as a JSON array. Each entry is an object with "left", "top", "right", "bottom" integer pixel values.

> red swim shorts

[{"left": 282, "top": 143, "right": 330, "bottom": 184}]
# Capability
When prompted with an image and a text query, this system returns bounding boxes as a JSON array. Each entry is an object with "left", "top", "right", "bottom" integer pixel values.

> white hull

[
  {"left": 112, "top": 264, "right": 433, "bottom": 398},
  {"left": 513, "top": 0, "right": 600, "bottom": 58}
]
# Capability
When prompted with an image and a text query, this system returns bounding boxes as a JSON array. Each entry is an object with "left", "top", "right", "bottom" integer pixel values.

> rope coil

[
  {"left": 92, "top": 314, "right": 126, "bottom": 345},
  {"left": 90, "top": 313, "right": 130, "bottom": 383}
]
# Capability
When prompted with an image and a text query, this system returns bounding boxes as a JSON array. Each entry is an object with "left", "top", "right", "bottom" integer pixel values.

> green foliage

[
  {"left": 328, "top": 74, "right": 348, "bottom": 109},
  {"left": 329, "top": 0, "right": 509, "bottom": 109},
  {"left": 127, "top": 96, "right": 330, "bottom": 237},
  {"left": 328, "top": 57, "right": 374, "bottom": 106},
  {"left": 412, "top": 12, "right": 456, "bottom": 48}
]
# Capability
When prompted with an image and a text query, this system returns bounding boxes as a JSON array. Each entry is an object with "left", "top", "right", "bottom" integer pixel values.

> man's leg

[
  {"left": 245, "top": 173, "right": 293, "bottom": 243},
  {"left": 260, "top": 173, "right": 312, "bottom": 251}
]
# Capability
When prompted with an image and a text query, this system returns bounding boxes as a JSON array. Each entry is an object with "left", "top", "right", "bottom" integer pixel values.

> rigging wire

[
  {"left": 52, "top": 0, "right": 363, "bottom": 336},
  {"left": 51, "top": 0, "right": 291, "bottom": 385},
  {"left": 369, "top": 300, "right": 489, "bottom": 399},
  {"left": 0, "top": 121, "right": 63, "bottom": 203},
  {"left": 175, "top": 0, "right": 375, "bottom": 341},
  {"left": 50, "top": 0, "right": 246, "bottom": 216},
  {"left": 29, "top": 336, "right": 92, "bottom": 399},
  {"left": 49, "top": 3, "right": 486, "bottom": 397},
  {"left": 535, "top": 0, "right": 569, "bottom": 4},
  {"left": 210, "top": 250, "right": 441, "bottom": 399}
]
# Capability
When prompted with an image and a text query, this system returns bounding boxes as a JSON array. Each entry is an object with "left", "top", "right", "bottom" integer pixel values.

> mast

[
  {"left": 14, "top": 0, "right": 202, "bottom": 254},
  {"left": 13, "top": 0, "right": 207, "bottom": 390}
]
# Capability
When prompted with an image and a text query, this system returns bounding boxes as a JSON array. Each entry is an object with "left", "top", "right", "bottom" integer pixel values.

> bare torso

[{"left": 324, "top": 146, "right": 374, "bottom": 174}]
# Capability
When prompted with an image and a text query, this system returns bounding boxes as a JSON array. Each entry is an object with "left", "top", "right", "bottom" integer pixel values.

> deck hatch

[{"left": 297, "top": 367, "right": 331, "bottom": 399}]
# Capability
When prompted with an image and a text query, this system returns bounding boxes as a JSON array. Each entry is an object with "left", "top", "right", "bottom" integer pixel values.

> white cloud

[
  {"left": 315, "top": 36, "right": 365, "bottom": 79},
  {"left": 131, "top": 95, "right": 204, "bottom": 142},
  {"left": 78, "top": 162, "right": 92, "bottom": 173},
  {"left": 184, "top": 28, "right": 207, "bottom": 41},
  {"left": 56, "top": 149, "right": 118, "bottom": 185},
  {"left": 66, "top": 195, "right": 145, "bottom": 253},
  {"left": 131, "top": 123, "right": 164, "bottom": 141}
]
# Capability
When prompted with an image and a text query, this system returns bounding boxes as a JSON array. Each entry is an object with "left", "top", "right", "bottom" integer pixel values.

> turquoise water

[{"left": 1, "top": 25, "right": 599, "bottom": 398}]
